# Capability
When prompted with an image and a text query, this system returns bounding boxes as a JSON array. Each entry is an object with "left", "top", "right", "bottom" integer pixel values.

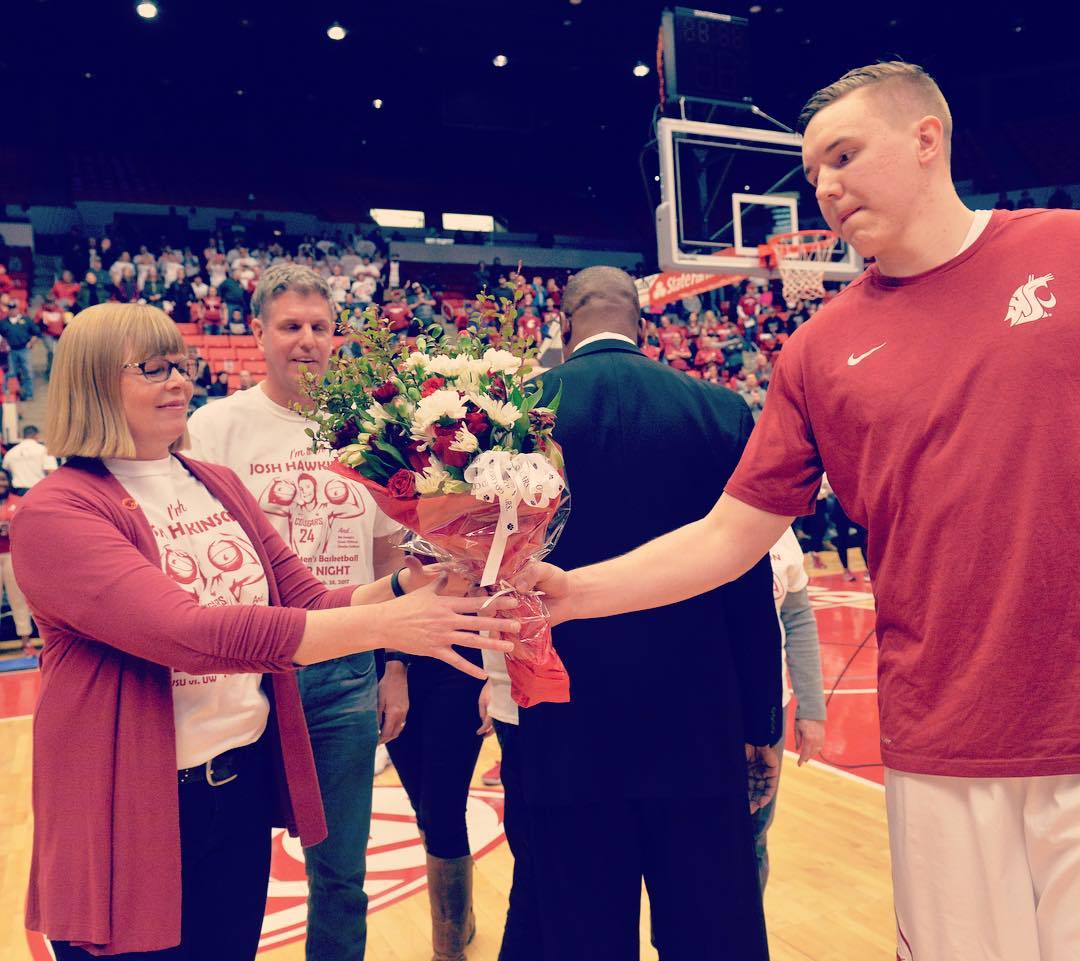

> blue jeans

[
  {"left": 297, "top": 653, "right": 380, "bottom": 961},
  {"left": 750, "top": 702, "right": 787, "bottom": 890},
  {"left": 8, "top": 348, "right": 32, "bottom": 399}
]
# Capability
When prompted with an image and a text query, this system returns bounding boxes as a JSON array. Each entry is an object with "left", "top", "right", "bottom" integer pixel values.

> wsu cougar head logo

[{"left": 1004, "top": 272, "right": 1056, "bottom": 327}]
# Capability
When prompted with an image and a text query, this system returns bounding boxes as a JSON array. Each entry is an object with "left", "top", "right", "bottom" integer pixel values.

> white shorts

[{"left": 885, "top": 768, "right": 1080, "bottom": 961}]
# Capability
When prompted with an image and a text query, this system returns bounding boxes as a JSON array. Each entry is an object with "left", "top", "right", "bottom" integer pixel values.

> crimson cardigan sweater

[{"left": 11, "top": 455, "right": 356, "bottom": 955}]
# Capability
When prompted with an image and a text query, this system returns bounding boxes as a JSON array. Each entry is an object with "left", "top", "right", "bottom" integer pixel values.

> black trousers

[
  {"left": 801, "top": 498, "right": 829, "bottom": 552},
  {"left": 831, "top": 500, "right": 868, "bottom": 570},
  {"left": 524, "top": 794, "right": 769, "bottom": 961},
  {"left": 51, "top": 738, "right": 273, "bottom": 961},
  {"left": 387, "top": 653, "right": 484, "bottom": 858},
  {"left": 493, "top": 720, "right": 544, "bottom": 961}
]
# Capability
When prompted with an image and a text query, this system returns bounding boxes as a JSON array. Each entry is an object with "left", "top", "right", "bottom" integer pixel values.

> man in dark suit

[{"left": 511, "top": 266, "right": 782, "bottom": 960}]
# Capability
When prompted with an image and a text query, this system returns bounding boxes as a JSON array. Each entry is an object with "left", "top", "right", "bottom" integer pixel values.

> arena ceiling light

[
  {"left": 492, "top": 54, "right": 509, "bottom": 68},
  {"left": 135, "top": 1, "right": 159, "bottom": 19},
  {"left": 372, "top": 98, "right": 384, "bottom": 109},
  {"left": 370, "top": 208, "right": 425, "bottom": 228},
  {"left": 327, "top": 22, "right": 347, "bottom": 41},
  {"left": 442, "top": 213, "right": 495, "bottom": 232},
  {"left": 632, "top": 61, "right": 650, "bottom": 77}
]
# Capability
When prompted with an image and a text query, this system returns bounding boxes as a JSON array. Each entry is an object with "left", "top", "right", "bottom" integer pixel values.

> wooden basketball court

[{"left": 0, "top": 559, "right": 894, "bottom": 961}]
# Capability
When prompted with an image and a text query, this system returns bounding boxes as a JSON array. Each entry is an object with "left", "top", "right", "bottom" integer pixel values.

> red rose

[
  {"left": 334, "top": 420, "right": 361, "bottom": 448},
  {"left": 431, "top": 422, "right": 471, "bottom": 468},
  {"left": 420, "top": 376, "right": 446, "bottom": 397},
  {"left": 372, "top": 381, "right": 398, "bottom": 403},
  {"left": 464, "top": 410, "right": 490, "bottom": 437},
  {"left": 387, "top": 469, "right": 417, "bottom": 499},
  {"left": 407, "top": 443, "right": 431, "bottom": 471}
]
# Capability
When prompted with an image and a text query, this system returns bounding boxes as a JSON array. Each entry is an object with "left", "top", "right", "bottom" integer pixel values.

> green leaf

[
  {"left": 373, "top": 439, "right": 410, "bottom": 470},
  {"left": 547, "top": 380, "right": 564, "bottom": 415},
  {"left": 522, "top": 386, "right": 544, "bottom": 413}
]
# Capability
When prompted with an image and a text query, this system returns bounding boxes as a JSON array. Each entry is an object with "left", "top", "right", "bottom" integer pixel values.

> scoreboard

[{"left": 661, "top": 7, "right": 751, "bottom": 105}]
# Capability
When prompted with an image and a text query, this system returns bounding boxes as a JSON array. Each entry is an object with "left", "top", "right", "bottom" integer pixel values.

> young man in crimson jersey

[{"left": 526, "top": 61, "right": 1080, "bottom": 961}]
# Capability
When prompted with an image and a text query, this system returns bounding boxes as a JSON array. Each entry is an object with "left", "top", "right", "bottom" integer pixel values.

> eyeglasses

[{"left": 122, "top": 358, "right": 198, "bottom": 383}]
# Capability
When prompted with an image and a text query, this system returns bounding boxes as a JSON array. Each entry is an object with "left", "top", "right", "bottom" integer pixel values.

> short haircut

[
  {"left": 251, "top": 263, "right": 337, "bottom": 326},
  {"left": 798, "top": 61, "right": 952, "bottom": 159},
  {"left": 562, "top": 266, "right": 640, "bottom": 327},
  {"left": 22, "top": 425, "right": 38, "bottom": 437},
  {"left": 46, "top": 303, "right": 189, "bottom": 458}
]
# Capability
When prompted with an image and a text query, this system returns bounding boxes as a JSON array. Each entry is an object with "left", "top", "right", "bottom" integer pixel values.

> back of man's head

[
  {"left": 562, "top": 266, "right": 640, "bottom": 342},
  {"left": 23, "top": 425, "right": 38, "bottom": 438}
]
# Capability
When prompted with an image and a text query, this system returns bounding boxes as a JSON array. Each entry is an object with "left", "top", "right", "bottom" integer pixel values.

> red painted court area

[
  {"left": 0, "top": 665, "right": 40, "bottom": 719},
  {"left": 795, "top": 571, "right": 882, "bottom": 785}
]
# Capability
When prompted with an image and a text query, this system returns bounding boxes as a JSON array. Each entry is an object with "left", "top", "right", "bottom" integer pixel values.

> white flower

[
  {"left": 427, "top": 354, "right": 469, "bottom": 378},
  {"left": 481, "top": 399, "right": 522, "bottom": 429},
  {"left": 441, "top": 477, "right": 472, "bottom": 494},
  {"left": 452, "top": 360, "right": 486, "bottom": 392},
  {"left": 365, "top": 402, "right": 392, "bottom": 428},
  {"left": 338, "top": 447, "right": 366, "bottom": 467},
  {"left": 414, "top": 463, "right": 450, "bottom": 495},
  {"left": 412, "top": 389, "right": 468, "bottom": 434},
  {"left": 482, "top": 348, "right": 522, "bottom": 374},
  {"left": 449, "top": 426, "right": 480, "bottom": 454},
  {"left": 405, "top": 351, "right": 428, "bottom": 371}
]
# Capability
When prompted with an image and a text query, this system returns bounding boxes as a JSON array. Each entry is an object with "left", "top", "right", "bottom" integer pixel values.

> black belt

[{"left": 177, "top": 740, "right": 260, "bottom": 787}]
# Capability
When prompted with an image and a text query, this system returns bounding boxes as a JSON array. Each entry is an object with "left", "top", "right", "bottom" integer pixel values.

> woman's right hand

[{"left": 376, "top": 578, "right": 519, "bottom": 680}]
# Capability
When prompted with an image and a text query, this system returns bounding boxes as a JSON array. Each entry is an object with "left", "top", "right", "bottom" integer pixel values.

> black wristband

[
  {"left": 385, "top": 650, "right": 412, "bottom": 667},
  {"left": 390, "top": 567, "right": 406, "bottom": 597}
]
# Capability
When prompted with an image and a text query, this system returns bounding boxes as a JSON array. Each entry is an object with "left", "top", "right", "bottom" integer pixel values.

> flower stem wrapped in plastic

[{"left": 304, "top": 293, "right": 571, "bottom": 707}]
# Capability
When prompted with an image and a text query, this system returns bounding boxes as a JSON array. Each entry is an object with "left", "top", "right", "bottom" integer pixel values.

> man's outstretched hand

[{"left": 513, "top": 561, "right": 574, "bottom": 625}]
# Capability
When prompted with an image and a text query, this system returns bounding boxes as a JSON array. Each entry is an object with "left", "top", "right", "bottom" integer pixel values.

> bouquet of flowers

[{"left": 303, "top": 295, "right": 571, "bottom": 707}]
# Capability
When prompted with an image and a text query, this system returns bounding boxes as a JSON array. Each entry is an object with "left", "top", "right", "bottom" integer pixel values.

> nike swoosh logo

[{"left": 847, "top": 342, "right": 887, "bottom": 366}]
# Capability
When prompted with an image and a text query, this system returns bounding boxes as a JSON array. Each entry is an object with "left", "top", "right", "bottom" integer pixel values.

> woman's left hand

[{"left": 377, "top": 661, "right": 409, "bottom": 744}]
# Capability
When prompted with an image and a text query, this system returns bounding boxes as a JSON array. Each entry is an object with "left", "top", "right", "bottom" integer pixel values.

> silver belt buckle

[{"left": 205, "top": 755, "right": 238, "bottom": 787}]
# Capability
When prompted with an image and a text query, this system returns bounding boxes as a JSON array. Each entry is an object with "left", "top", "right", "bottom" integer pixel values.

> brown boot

[{"left": 426, "top": 853, "right": 476, "bottom": 961}]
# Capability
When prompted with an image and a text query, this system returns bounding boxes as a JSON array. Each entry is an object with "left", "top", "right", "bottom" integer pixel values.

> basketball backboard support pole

[{"left": 655, "top": 116, "right": 864, "bottom": 282}]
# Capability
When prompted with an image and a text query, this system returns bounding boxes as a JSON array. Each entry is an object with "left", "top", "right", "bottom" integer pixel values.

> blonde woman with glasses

[{"left": 11, "top": 303, "right": 517, "bottom": 961}]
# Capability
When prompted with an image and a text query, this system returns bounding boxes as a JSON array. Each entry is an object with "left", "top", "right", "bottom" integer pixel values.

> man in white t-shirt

[
  {"left": 3, "top": 426, "right": 59, "bottom": 494},
  {"left": 188, "top": 264, "right": 407, "bottom": 961}
]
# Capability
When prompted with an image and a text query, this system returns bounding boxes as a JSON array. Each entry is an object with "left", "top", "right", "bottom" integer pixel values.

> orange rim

[{"left": 767, "top": 229, "right": 838, "bottom": 259}]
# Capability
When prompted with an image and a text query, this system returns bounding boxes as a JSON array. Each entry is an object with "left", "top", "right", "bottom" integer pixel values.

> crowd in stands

[
  {"left": 2, "top": 224, "right": 849, "bottom": 412},
  {"left": 639, "top": 281, "right": 844, "bottom": 419}
]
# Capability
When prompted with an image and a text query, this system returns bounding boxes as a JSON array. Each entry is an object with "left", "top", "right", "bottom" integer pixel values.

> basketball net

[{"left": 768, "top": 230, "right": 839, "bottom": 306}]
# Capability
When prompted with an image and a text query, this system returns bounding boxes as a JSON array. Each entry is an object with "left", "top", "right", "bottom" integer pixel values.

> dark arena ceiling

[{"left": 7, "top": 0, "right": 1080, "bottom": 243}]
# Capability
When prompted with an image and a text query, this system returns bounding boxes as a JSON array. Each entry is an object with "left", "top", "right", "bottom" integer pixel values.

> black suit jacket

[{"left": 518, "top": 339, "right": 782, "bottom": 805}]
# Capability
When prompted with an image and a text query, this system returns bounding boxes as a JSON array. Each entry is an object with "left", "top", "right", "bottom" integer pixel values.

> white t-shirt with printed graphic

[
  {"left": 769, "top": 526, "right": 809, "bottom": 710},
  {"left": 187, "top": 384, "right": 400, "bottom": 589},
  {"left": 105, "top": 456, "right": 270, "bottom": 769}
]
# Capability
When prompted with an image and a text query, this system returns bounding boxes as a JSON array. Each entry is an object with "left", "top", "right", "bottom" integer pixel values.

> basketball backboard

[{"left": 655, "top": 116, "right": 863, "bottom": 282}]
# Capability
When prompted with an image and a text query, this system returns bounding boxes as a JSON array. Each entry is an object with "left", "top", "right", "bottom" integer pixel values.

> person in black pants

[
  {"left": 387, "top": 650, "right": 485, "bottom": 961},
  {"left": 476, "top": 657, "right": 544, "bottom": 961},
  {"left": 517, "top": 266, "right": 781, "bottom": 961},
  {"left": 51, "top": 737, "right": 274, "bottom": 961},
  {"left": 800, "top": 489, "right": 831, "bottom": 569},
  {"left": 831, "top": 497, "right": 868, "bottom": 581}
]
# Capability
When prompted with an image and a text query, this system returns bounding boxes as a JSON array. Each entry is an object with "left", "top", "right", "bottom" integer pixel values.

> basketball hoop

[{"left": 766, "top": 230, "right": 839, "bottom": 305}]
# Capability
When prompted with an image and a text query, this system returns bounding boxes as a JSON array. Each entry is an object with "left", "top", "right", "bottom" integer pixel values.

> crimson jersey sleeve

[{"left": 724, "top": 330, "right": 824, "bottom": 517}]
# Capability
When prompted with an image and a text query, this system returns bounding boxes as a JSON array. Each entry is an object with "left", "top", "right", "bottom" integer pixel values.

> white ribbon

[{"left": 463, "top": 451, "right": 564, "bottom": 586}]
